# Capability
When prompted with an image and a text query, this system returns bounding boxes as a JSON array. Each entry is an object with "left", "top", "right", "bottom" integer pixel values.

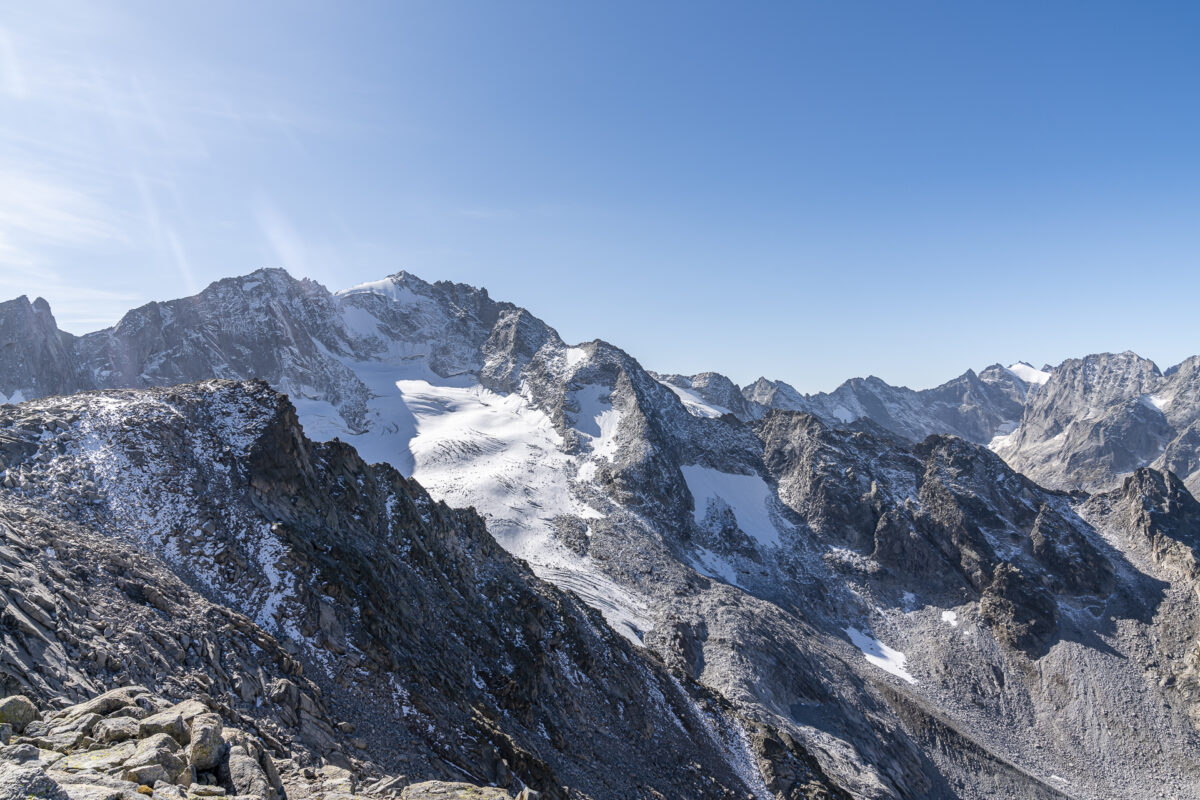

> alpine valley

[{"left": 1, "top": 268, "right": 1198, "bottom": 800}]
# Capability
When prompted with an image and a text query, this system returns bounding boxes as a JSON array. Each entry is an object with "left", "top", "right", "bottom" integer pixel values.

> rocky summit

[{"left": 1, "top": 269, "right": 1200, "bottom": 798}]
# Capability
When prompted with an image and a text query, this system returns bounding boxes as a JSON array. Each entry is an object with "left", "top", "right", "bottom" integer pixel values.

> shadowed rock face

[
  {"left": 0, "top": 296, "right": 77, "bottom": 403},
  {"left": 1086, "top": 468, "right": 1200, "bottom": 591},
  {"left": 755, "top": 413, "right": 1115, "bottom": 657},
  {"left": 977, "top": 563, "right": 1058, "bottom": 656}
]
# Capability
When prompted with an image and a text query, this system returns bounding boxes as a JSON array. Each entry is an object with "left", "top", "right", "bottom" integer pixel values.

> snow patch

[
  {"left": 845, "top": 627, "right": 916, "bottom": 684},
  {"left": 571, "top": 384, "right": 622, "bottom": 460},
  {"left": 660, "top": 382, "right": 731, "bottom": 419},
  {"left": 940, "top": 610, "right": 958, "bottom": 627},
  {"left": 349, "top": 373, "right": 651, "bottom": 645},
  {"left": 1006, "top": 362, "right": 1051, "bottom": 385},
  {"left": 536, "top": 564, "right": 651, "bottom": 645},
  {"left": 988, "top": 430, "right": 1017, "bottom": 453},
  {"left": 682, "top": 464, "right": 782, "bottom": 547},
  {"left": 340, "top": 305, "right": 385, "bottom": 340},
  {"left": 336, "top": 277, "right": 420, "bottom": 305},
  {"left": 692, "top": 546, "right": 740, "bottom": 587},
  {"left": 564, "top": 347, "right": 587, "bottom": 370}
]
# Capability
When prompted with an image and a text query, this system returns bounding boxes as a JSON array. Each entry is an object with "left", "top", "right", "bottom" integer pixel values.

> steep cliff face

[
  {"left": 992, "top": 351, "right": 1200, "bottom": 494},
  {"left": 0, "top": 295, "right": 78, "bottom": 403}
]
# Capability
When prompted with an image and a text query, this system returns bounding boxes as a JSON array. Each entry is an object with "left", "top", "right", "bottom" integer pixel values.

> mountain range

[{"left": 2, "top": 268, "right": 1198, "bottom": 799}]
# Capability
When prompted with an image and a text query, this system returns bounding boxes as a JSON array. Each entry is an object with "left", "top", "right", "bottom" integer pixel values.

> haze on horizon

[{"left": 1, "top": 1, "right": 1198, "bottom": 393}]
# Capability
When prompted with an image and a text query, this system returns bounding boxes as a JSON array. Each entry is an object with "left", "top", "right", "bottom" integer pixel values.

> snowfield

[
  {"left": 845, "top": 627, "right": 917, "bottom": 684},
  {"left": 682, "top": 464, "right": 784, "bottom": 547},
  {"left": 1006, "top": 362, "right": 1051, "bottom": 385}
]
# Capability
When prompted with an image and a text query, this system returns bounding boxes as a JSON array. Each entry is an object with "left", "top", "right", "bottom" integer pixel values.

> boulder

[
  {"left": 49, "top": 773, "right": 139, "bottom": 800},
  {"left": 134, "top": 733, "right": 182, "bottom": 755},
  {"left": 185, "top": 715, "right": 224, "bottom": 771},
  {"left": 123, "top": 764, "right": 170, "bottom": 787},
  {"left": 399, "top": 782, "right": 512, "bottom": 800},
  {"left": 54, "top": 712, "right": 102, "bottom": 737},
  {"left": 224, "top": 747, "right": 269, "bottom": 799},
  {"left": 62, "top": 687, "right": 149, "bottom": 721},
  {"left": 0, "top": 761, "right": 69, "bottom": 800},
  {"left": 32, "top": 730, "right": 85, "bottom": 752},
  {"left": 93, "top": 717, "right": 139, "bottom": 744},
  {"left": 0, "top": 696, "right": 38, "bottom": 734},
  {"left": 3, "top": 745, "right": 63, "bottom": 770},
  {"left": 138, "top": 712, "right": 187, "bottom": 745},
  {"left": 165, "top": 702, "right": 209, "bottom": 727},
  {"left": 54, "top": 741, "right": 137, "bottom": 772},
  {"left": 124, "top": 735, "right": 186, "bottom": 783},
  {"left": 0, "top": 744, "right": 39, "bottom": 764},
  {"left": 105, "top": 707, "right": 148, "bottom": 722}
]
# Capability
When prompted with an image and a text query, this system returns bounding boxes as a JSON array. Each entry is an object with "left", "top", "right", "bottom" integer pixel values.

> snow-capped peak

[{"left": 1006, "top": 362, "right": 1051, "bottom": 385}]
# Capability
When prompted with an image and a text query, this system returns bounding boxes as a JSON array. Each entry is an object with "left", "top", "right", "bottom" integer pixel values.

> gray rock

[
  {"left": 0, "top": 744, "right": 39, "bottom": 764},
  {"left": 184, "top": 715, "right": 223, "bottom": 771},
  {"left": 398, "top": 782, "right": 511, "bottom": 800},
  {"left": 123, "top": 764, "right": 170, "bottom": 787},
  {"left": 123, "top": 735, "right": 185, "bottom": 782},
  {"left": 0, "top": 760, "right": 69, "bottom": 800},
  {"left": 223, "top": 747, "right": 268, "bottom": 799},
  {"left": 53, "top": 741, "right": 136, "bottom": 772},
  {"left": 8, "top": 273, "right": 1200, "bottom": 799},
  {"left": 92, "top": 718, "right": 139, "bottom": 745},
  {"left": 62, "top": 688, "right": 150, "bottom": 722},
  {"left": 0, "top": 696, "right": 38, "bottom": 734},
  {"left": 137, "top": 713, "right": 186, "bottom": 746},
  {"left": 994, "top": 351, "right": 1200, "bottom": 493}
]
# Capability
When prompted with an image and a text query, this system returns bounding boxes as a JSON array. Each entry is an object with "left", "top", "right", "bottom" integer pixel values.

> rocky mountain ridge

[
  {"left": 673, "top": 350, "right": 1200, "bottom": 497},
  {"left": 732, "top": 363, "right": 1032, "bottom": 445},
  {"left": 2, "top": 269, "right": 1200, "bottom": 798}
]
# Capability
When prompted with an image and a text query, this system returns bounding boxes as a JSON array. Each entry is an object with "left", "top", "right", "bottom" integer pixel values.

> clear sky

[{"left": 2, "top": 2, "right": 1198, "bottom": 392}]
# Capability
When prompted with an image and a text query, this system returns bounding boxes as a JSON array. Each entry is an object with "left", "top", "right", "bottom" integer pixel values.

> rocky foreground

[{"left": 0, "top": 685, "right": 531, "bottom": 800}]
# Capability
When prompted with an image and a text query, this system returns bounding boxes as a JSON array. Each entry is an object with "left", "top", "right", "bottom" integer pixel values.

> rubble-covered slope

[{"left": 0, "top": 380, "right": 790, "bottom": 800}]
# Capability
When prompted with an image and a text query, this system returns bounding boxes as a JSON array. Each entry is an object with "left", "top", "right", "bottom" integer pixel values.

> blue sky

[{"left": 1, "top": 2, "right": 1198, "bottom": 392}]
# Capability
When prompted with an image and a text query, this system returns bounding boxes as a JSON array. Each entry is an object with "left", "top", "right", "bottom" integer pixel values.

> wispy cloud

[
  {"left": 0, "top": 27, "right": 28, "bottom": 99},
  {"left": 164, "top": 227, "right": 198, "bottom": 295},
  {"left": 255, "top": 199, "right": 311, "bottom": 276},
  {"left": 0, "top": 4, "right": 334, "bottom": 326},
  {"left": 0, "top": 167, "right": 122, "bottom": 266},
  {"left": 0, "top": 2, "right": 365, "bottom": 324}
]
